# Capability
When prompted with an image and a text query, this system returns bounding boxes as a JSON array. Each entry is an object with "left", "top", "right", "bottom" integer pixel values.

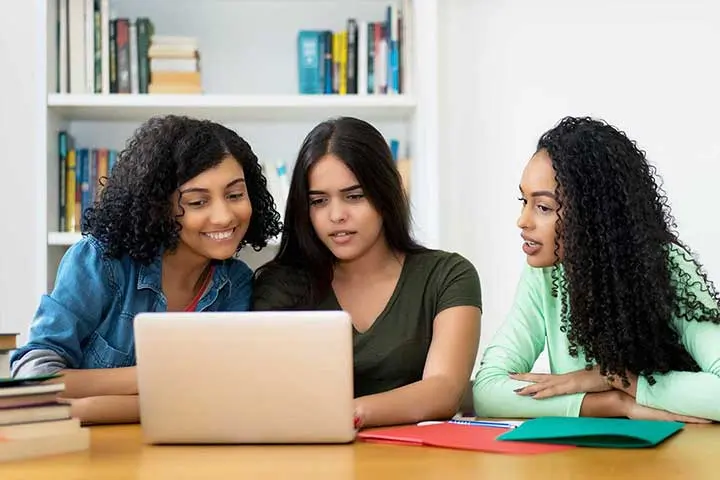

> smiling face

[
  {"left": 517, "top": 149, "right": 563, "bottom": 267},
  {"left": 307, "top": 154, "right": 384, "bottom": 262},
  {"left": 173, "top": 155, "right": 252, "bottom": 261}
]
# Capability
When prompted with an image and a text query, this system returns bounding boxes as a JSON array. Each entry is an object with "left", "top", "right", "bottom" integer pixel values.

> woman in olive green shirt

[
  {"left": 253, "top": 117, "right": 482, "bottom": 429},
  {"left": 474, "top": 116, "right": 719, "bottom": 422}
]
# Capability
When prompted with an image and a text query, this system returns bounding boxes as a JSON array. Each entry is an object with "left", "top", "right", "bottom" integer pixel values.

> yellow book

[
  {"left": 65, "top": 149, "right": 76, "bottom": 233},
  {"left": 339, "top": 30, "right": 348, "bottom": 95}
]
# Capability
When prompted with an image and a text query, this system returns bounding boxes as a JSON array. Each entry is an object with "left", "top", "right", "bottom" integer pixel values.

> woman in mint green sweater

[{"left": 473, "top": 116, "right": 719, "bottom": 423}]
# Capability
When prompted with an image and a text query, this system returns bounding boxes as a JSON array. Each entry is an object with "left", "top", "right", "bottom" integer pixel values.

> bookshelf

[
  {"left": 36, "top": 0, "right": 440, "bottom": 300},
  {"left": 47, "top": 93, "right": 417, "bottom": 122}
]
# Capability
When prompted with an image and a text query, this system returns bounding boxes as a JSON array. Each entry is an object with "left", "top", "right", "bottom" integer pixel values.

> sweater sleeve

[
  {"left": 473, "top": 265, "right": 585, "bottom": 418},
  {"left": 635, "top": 247, "right": 720, "bottom": 421}
]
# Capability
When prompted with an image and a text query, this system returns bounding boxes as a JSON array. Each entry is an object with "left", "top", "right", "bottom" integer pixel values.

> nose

[
  {"left": 517, "top": 204, "right": 532, "bottom": 230},
  {"left": 328, "top": 199, "right": 348, "bottom": 224},
  {"left": 210, "top": 199, "right": 234, "bottom": 227}
]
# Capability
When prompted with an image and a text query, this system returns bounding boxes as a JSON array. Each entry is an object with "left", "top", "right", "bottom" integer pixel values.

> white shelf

[
  {"left": 47, "top": 94, "right": 417, "bottom": 122},
  {"left": 47, "top": 232, "right": 82, "bottom": 246},
  {"left": 48, "top": 231, "right": 280, "bottom": 248}
]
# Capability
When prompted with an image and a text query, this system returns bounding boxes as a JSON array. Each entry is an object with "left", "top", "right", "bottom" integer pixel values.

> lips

[
  {"left": 329, "top": 230, "right": 356, "bottom": 238},
  {"left": 521, "top": 234, "right": 542, "bottom": 247},
  {"left": 203, "top": 227, "right": 236, "bottom": 241}
]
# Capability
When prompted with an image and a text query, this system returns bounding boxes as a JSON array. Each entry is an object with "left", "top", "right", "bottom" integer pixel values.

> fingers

[
  {"left": 513, "top": 380, "right": 567, "bottom": 399},
  {"left": 508, "top": 372, "right": 550, "bottom": 383},
  {"left": 670, "top": 415, "right": 712, "bottom": 424}
]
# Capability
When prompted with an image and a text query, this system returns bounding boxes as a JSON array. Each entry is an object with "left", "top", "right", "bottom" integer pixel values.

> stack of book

[
  {"left": 0, "top": 375, "right": 89, "bottom": 462},
  {"left": 148, "top": 36, "right": 202, "bottom": 94}
]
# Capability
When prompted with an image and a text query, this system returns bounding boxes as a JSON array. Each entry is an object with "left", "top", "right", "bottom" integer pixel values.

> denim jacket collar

[{"left": 137, "top": 254, "right": 231, "bottom": 295}]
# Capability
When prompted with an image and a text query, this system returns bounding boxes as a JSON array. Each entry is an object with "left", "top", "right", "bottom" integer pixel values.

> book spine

[
  {"left": 346, "top": 19, "right": 358, "bottom": 94},
  {"left": 109, "top": 19, "right": 117, "bottom": 93},
  {"left": 115, "top": 18, "right": 131, "bottom": 93}
]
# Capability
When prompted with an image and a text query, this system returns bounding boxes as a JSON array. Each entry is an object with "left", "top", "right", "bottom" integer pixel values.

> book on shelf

[
  {"left": 57, "top": 0, "right": 200, "bottom": 95},
  {"left": 0, "top": 377, "right": 90, "bottom": 462},
  {"left": 297, "top": 2, "right": 412, "bottom": 96},
  {"left": 58, "top": 131, "right": 119, "bottom": 233}
]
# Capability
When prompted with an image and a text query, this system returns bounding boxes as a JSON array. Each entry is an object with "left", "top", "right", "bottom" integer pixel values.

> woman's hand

[
  {"left": 626, "top": 401, "right": 712, "bottom": 424},
  {"left": 510, "top": 366, "right": 612, "bottom": 399}
]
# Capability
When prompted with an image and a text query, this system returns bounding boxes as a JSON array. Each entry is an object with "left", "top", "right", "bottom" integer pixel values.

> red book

[{"left": 358, "top": 422, "right": 573, "bottom": 455}]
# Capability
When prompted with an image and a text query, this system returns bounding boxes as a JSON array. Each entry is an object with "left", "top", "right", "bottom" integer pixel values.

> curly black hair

[
  {"left": 538, "top": 116, "right": 720, "bottom": 385},
  {"left": 82, "top": 115, "right": 282, "bottom": 264}
]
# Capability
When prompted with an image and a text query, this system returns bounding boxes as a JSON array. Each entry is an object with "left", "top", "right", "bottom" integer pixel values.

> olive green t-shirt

[{"left": 252, "top": 249, "right": 482, "bottom": 398}]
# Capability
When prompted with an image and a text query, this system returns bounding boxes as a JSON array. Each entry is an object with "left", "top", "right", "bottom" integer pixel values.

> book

[
  {"left": 497, "top": 417, "right": 685, "bottom": 448},
  {"left": 358, "top": 422, "right": 573, "bottom": 454},
  {"left": 0, "top": 428, "right": 90, "bottom": 462}
]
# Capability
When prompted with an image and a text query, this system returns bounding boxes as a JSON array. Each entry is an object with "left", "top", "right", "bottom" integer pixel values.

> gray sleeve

[{"left": 11, "top": 349, "right": 68, "bottom": 378}]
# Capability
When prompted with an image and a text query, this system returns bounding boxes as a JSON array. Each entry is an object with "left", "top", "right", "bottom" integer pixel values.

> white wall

[
  {"left": 0, "top": 1, "right": 44, "bottom": 339},
  {"left": 438, "top": 0, "right": 720, "bottom": 371}
]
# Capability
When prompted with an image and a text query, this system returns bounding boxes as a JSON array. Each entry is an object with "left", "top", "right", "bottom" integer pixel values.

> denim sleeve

[
  {"left": 11, "top": 237, "right": 116, "bottom": 372},
  {"left": 221, "top": 259, "right": 253, "bottom": 311}
]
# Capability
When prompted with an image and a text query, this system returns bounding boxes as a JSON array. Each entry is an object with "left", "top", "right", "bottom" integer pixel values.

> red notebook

[{"left": 358, "top": 422, "right": 574, "bottom": 454}]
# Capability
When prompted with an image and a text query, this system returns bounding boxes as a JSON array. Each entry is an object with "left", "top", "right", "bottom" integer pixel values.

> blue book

[{"left": 297, "top": 30, "right": 323, "bottom": 94}]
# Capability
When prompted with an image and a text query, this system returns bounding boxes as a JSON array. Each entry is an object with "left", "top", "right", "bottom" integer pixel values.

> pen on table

[{"left": 448, "top": 419, "right": 520, "bottom": 429}]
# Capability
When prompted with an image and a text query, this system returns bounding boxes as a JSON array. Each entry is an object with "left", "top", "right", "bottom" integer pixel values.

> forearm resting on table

[
  {"left": 54, "top": 367, "right": 137, "bottom": 398},
  {"left": 580, "top": 390, "right": 628, "bottom": 417},
  {"left": 356, "top": 376, "right": 464, "bottom": 428},
  {"left": 70, "top": 395, "right": 140, "bottom": 425}
]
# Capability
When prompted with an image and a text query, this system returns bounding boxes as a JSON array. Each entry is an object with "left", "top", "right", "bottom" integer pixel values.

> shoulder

[
  {"left": 408, "top": 249, "right": 477, "bottom": 275},
  {"left": 252, "top": 263, "right": 312, "bottom": 311},
  {"left": 59, "top": 235, "right": 122, "bottom": 288},
  {"left": 407, "top": 249, "right": 482, "bottom": 309}
]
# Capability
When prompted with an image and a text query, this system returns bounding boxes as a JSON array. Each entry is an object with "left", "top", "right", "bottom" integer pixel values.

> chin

[{"left": 525, "top": 256, "right": 554, "bottom": 268}]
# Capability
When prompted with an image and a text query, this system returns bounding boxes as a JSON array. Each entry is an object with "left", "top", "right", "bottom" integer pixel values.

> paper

[
  {"left": 358, "top": 422, "right": 573, "bottom": 454},
  {"left": 497, "top": 417, "right": 685, "bottom": 448}
]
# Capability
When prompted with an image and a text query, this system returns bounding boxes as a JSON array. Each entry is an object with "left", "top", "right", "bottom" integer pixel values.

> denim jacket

[{"left": 11, "top": 235, "right": 253, "bottom": 375}]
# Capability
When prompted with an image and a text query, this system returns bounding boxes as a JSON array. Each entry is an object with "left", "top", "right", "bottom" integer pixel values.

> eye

[
  {"left": 227, "top": 192, "right": 245, "bottom": 200},
  {"left": 309, "top": 197, "right": 326, "bottom": 207},
  {"left": 187, "top": 199, "right": 207, "bottom": 208},
  {"left": 347, "top": 193, "right": 364, "bottom": 201},
  {"left": 517, "top": 197, "right": 527, "bottom": 206},
  {"left": 537, "top": 205, "right": 552, "bottom": 213}
]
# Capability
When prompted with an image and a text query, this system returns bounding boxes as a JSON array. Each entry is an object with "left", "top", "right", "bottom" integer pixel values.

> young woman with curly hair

[
  {"left": 473, "top": 116, "right": 719, "bottom": 423},
  {"left": 11, "top": 115, "right": 282, "bottom": 424}
]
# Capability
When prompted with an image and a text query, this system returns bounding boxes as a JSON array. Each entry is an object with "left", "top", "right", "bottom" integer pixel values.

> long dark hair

[
  {"left": 539, "top": 116, "right": 720, "bottom": 385},
  {"left": 83, "top": 115, "right": 282, "bottom": 263},
  {"left": 256, "top": 116, "right": 424, "bottom": 306}
]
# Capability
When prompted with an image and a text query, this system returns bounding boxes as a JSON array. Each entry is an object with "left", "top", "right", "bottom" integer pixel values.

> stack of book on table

[{"left": 0, "top": 374, "right": 90, "bottom": 462}]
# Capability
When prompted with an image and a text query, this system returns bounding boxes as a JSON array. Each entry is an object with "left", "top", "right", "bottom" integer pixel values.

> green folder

[{"left": 497, "top": 417, "right": 684, "bottom": 448}]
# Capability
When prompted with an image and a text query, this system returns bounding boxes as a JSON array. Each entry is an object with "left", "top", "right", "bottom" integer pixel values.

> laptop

[{"left": 133, "top": 310, "right": 356, "bottom": 445}]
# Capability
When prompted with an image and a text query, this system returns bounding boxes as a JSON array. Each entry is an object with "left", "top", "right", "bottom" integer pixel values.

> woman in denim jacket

[{"left": 11, "top": 115, "right": 282, "bottom": 424}]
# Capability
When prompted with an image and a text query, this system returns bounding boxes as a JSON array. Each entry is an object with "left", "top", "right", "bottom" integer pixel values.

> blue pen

[{"left": 448, "top": 419, "right": 521, "bottom": 429}]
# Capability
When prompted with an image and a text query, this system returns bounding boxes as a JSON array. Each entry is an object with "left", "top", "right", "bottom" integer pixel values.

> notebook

[
  {"left": 497, "top": 417, "right": 685, "bottom": 448},
  {"left": 358, "top": 422, "right": 573, "bottom": 454}
]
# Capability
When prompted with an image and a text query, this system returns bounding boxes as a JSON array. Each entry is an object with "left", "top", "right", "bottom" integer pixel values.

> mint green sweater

[{"left": 473, "top": 246, "right": 720, "bottom": 421}]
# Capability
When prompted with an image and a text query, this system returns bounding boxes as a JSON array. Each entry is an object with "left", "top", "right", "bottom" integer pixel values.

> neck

[
  {"left": 162, "top": 243, "right": 212, "bottom": 291},
  {"left": 333, "top": 236, "right": 403, "bottom": 281}
]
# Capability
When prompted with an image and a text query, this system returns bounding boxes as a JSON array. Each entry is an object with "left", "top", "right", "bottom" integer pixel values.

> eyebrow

[
  {"left": 308, "top": 184, "right": 362, "bottom": 195},
  {"left": 519, "top": 185, "right": 557, "bottom": 200},
  {"left": 179, "top": 178, "right": 245, "bottom": 194}
]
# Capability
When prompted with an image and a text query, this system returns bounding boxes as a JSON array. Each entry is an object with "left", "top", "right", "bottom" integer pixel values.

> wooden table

[{"left": 0, "top": 424, "right": 716, "bottom": 479}]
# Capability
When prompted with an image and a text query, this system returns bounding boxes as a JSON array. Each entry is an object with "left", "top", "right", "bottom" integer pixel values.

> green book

[{"left": 497, "top": 417, "right": 684, "bottom": 448}]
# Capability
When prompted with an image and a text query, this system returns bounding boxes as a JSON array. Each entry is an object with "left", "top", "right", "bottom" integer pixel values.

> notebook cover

[
  {"left": 0, "top": 374, "right": 62, "bottom": 387},
  {"left": 358, "top": 423, "right": 573, "bottom": 454},
  {"left": 497, "top": 417, "right": 684, "bottom": 448}
]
